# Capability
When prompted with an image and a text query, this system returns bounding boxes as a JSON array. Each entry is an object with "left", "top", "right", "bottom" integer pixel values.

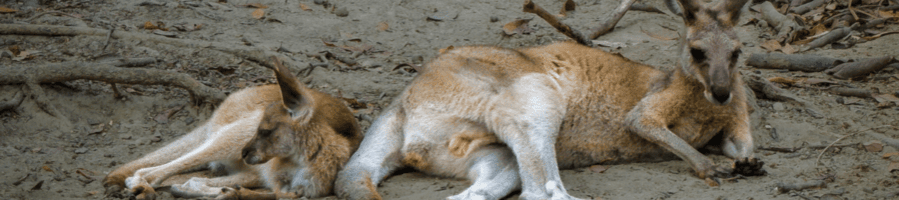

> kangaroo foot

[{"left": 732, "top": 157, "right": 766, "bottom": 176}]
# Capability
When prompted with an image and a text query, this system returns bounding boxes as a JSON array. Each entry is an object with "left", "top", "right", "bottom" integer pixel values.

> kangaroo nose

[{"left": 711, "top": 88, "right": 731, "bottom": 104}]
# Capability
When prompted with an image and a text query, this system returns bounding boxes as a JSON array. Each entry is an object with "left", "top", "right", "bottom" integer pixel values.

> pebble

[
  {"left": 772, "top": 102, "right": 785, "bottom": 111},
  {"left": 74, "top": 148, "right": 88, "bottom": 154},
  {"left": 490, "top": 16, "right": 499, "bottom": 22},
  {"left": 334, "top": 7, "right": 348, "bottom": 17}
]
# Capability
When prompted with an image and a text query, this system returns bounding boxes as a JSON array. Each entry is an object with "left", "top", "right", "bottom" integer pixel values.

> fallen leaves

[
  {"left": 252, "top": 8, "right": 265, "bottom": 19},
  {"left": 8, "top": 45, "right": 38, "bottom": 61},
  {"left": 641, "top": 27, "right": 676, "bottom": 40},
  {"left": 438, "top": 45, "right": 454, "bottom": 54},
  {"left": 558, "top": 0, "right": 576, "bottom": 17},
  {"left": 299, "top": 3, "right": 311, "bottom": 11},
  {"left": 502, "top": 18, "right": 534, "bottom": 35},
  {"left": 377, "top": 21, "right": 389, "bottom": 31}
]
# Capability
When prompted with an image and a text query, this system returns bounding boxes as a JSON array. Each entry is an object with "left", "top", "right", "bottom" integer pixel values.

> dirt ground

[{"left": 1, "top": 0, "right": 898, "bottom": 199}]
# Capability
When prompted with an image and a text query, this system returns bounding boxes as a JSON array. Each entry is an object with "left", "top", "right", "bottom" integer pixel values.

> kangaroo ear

[
  {"left": 272, "top": 57, "right": 314, "bottom": 120},
  {"left": 716, "top": 0, "right": 748, "bottom": 25},
  {"left": 676, "top": 0, "right": 702, "bottom": 25}
]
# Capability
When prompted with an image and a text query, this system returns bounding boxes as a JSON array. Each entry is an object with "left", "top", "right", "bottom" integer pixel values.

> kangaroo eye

[
  {"left": 690, "top": 48, "right": 706, "bottom": 63},
  {"left": 259, "top": 129, "right": 273, "bottom": 136}
]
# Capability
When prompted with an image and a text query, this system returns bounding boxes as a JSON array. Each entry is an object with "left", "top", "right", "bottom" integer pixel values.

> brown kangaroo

[
  {"left": 335, "top": 0, "right": 760, "bottom": 199},
  {"left": 102, "top": 58, "right": 362, "bottom": 200}
]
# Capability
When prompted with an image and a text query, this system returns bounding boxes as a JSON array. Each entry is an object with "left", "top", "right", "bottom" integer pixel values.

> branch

[
  {"left": 523, "top": 0, "right": 591, "bottom": 46},
  {"left": 0, "top": 62, "right": 226, "bottom": 104},
  {"left": 0, "top": 24, "right": 300, "bottom": 71},
  {"left": 0, "top": 90, "right": 25, "bottom": 112},
  {"left": 589, "top": 0, "right": 638, "bottom": 39}
]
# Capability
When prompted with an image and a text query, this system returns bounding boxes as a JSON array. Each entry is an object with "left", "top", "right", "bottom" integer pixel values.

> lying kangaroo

[
  {"left": 335, "top": 0, "right": 760, "bottom": 199},
  {"left": 102, "top": 58, "right": 362, "bottom": 200}
]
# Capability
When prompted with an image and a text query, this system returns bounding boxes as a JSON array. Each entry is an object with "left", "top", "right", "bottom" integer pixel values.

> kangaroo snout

[{"left": 710, "top": 86, "right": 732, "bottom": 104}]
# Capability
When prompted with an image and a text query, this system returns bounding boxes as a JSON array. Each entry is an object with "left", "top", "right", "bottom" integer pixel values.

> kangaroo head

[
  {"left": 677, "top": 0, "right": 747, "bottom": 105},
  {"left": 242, "top": 63, "right": 315, "bottom": 165}
]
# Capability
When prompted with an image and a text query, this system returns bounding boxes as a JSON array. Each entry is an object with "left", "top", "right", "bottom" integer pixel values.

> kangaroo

[
  {"left": 102, "top": 57, "right": 363, "bottom": 200},
  {"left": 335, "top": 0, "right": 760, "bottom": 199}
]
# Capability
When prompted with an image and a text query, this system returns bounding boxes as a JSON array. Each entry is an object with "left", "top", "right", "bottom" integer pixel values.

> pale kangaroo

[
  {"left": 102, "top": 58, "right": 363, "bottom": 200},
  {"left": 336, "top": 0, "right": 761, "bottom": 199}
]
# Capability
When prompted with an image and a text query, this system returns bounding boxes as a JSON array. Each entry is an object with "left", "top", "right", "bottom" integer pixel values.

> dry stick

[
  {"left": 801, "top": 24, "right": 858, "bottom": 52},
  {"left": 775, "top": 180, "right": 825, "bottom": 194},
  {"left": 745, "top": 53, "right": 844, "bottom": 72},
  {"left": 523, "top": 0, "right": 591, "bottom": 46},
  {"left": 825, "top": 56, "right": 895, "bottom": 79},
  {"left": 0, "top": 62, "right": 227, "bottom": 104},
  {"left": 820, "top": 86, "right": 872, "bottom": 98},
  {"left": 758, "top": 1, "right": 802, "bottom": 43},
  {"left": 589, "top": 0, "right": 638, "bottom": 39},
  {"left": 0, "top": 90, "right": 25, "bottom": 112},
  {"left": 815, "top": 125, "right": 893, "bottom": 169},
  {"left": 630, "top": 3, "right": 665, "bottom": 15},
  {"left": 789, "top": 0, "right": 826, "bottom": 14},
  {"left": 0, "top": 24, "right": 300, "bottom": 72}
]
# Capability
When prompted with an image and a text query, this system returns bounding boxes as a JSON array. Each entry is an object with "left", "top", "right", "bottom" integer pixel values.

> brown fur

[{"left": 102, "top": 59, "right": 362, "bottom": 200}]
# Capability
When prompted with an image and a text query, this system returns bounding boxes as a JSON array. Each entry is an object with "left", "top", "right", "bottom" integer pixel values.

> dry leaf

[
  {"left": 864, "top": 140, "right": 884, "bottom": 152},
  {"left": 879, "top": 10, "right": 899, "bottom": 18},
  {"left": 0, "top": 6, "right": 17, "bottom": 13},
  {"left": 768, "top": 77, "right": 797, "bottom": 85},
  {"left": 704, "top": 178, "right": 719, "bottom": 187},
  {"left": 889, "top": 162, "right": 899, "bottom": 172},
  {"left": 873, "top": 94, "right": 899, "bottom": 104},
  {"left": 781, "top": 43, "right": 797, "bottom": 54},
  {"left": 299, "top": 3, "right": 311, "bottom": 11},
  {"left": 322, "top": 39, "right": 337, "bottom": 47},
  {"left": 559, "top": 0, "right": 576, "bottom": 17},
  {"left": 502, "top": 18, "right": 533, "bottom": 35},
  {"left": 825, "top": 2, "right": 837, "bottom": 10},
  {"left": 12, "top": 50, "right": 38, "bottom": 61},
  {"left": 8, "top": 45, "right": 20, "bottom": 55},
  {"left": 862, "top": 31, "right": 899, "bottom": 41},
  {"left": 883, "top": 152, "right": 899, "bottom": 159},
  {"left": 439, "top": 45, "right": 454, "bottom": 54},
  {"left": 252, "top": 8, "right": 265, "bottom": 19},
  {"left": 761, "top": 39, "right": 782, "bottom": 52},
  {"left": 809, "top": 24, "right": 828, "bottom": 37},
  {"left": 801, "top": 78, "right": 836, "bottom": 85},
  {"left": 641, "top": 27, "right": 676, "bottom": 40},
  {"left": 589, "top": 165, "right": 608, "bottom": 173},
  {"left": 244, "top": 3, "right": 268, "bottom": 9},
  {"left": 143, "top": 21, "right": 158, "bottom": 30},
  {"left": 42, "top": 165, "right": 54, "bottom": 172},
  {"left": 377, "top": 21, "right": 389, "bottom": 31}
]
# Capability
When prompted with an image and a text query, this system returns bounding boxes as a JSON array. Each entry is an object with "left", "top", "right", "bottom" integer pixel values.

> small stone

[
  {"left": 772, "top": 102, "right": 785, "bottom": 111},
  {"left": 863, "top": 140, "right": 883, "bottom": 152},
  {"left": 74, "top": 148, "right": 88, "bottom": 154},
  {"left": 334, "top": 7, "right": 348, "bottom": 17},
  {"left": 313, "top": 0, "right": 328, "bottom": 5},
  {"left": 490, "top": 16, "right": 499, "bottom": 22}
]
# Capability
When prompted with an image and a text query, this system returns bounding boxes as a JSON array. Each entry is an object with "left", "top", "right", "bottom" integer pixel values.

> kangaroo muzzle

[{"left": 707, "top": 67, "right": 732, "bottom": 105}]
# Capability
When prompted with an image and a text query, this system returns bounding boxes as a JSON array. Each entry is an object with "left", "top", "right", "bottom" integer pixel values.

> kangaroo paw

[
  {"left": 128, "top": 180, "right": 157, "bottom": 200},
  {"left": 696, "top": 163, "right": 733, "bottom": 180},
  {"left": 732, "top": 157, "right": 766, "bottom": 176}
]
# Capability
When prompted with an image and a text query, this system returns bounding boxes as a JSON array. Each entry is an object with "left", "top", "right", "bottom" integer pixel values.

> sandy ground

[{"left": 1, "top": 0, "right": 898, "bottom": 199}]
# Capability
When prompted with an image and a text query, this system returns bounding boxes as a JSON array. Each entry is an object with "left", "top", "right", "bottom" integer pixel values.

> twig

[
  {"left": 523, "top": 0, "right": 591, "bottom": 46},
  {"left": 589, "top": 0, "right": 638, "bottom": 39},
  {"left": 775, "top": 180, "right": 825, "bottom": 194},
  {"left": 758, "top": 147, "right": 801, "bottom": 153},
  {"left": 0, "top": 90, "right": 25, "bottom": 112},
  {"left": 745, "top": 53, "right": 844, "bottom": 72},
  {"left": 25, "top": 11, "right": 83, "bottom": 22},
  {"left": 815, "top": 125, "right": 893, "bottom": 168},
  {"left": 789, "top": 0, "right": 826, "bottom": 15},
  {"left": 0, "top": 24, "right": 303, "bottom": 72},
  {"left": 0, "top": 62, "right": 226, "bottom": 104},
  {"left": 818, "top": 86, "right": 872, "bottom": 98},
  {"left": 801, "top": 24, "right": 858, "bottom": 52}
]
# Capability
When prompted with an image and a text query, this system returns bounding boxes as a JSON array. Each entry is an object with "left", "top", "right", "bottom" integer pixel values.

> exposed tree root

[
  {"left": 0, "top": 61, "right": 227, "bottom": 117},
  {"left": 0, "top": 90, "right": 25, "bottom": 112},
  {"left": 0, "top": 24, "right": 301, "bottom": 71}
]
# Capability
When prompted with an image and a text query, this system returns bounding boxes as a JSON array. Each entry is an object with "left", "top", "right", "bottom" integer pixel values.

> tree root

[
  {"left": 0, "top": 24, "right": 301, "bottom": 71},
  {"left": 0, "top": 62, "right": 226, "bottom": 107},
  {"left": 523, "top": 0, "right": 591, "bottom": 46},
  {"left": 746, "top": 53, "right": 844, "bottom": 72},
  {"left": 775, "top": 180, "right": 825, "bottom": 194},
  {"left": 0, "top": 90, "right": 25, "bottom": 112},
  {"left": 757, "top": 1, "right": 802, "bottom": 44},
  {"left": 825, "top": 56, "right": 895, "bottom": 80},
  {"left": 588, "top": 0, "right": 638, "bottom": 39}
]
